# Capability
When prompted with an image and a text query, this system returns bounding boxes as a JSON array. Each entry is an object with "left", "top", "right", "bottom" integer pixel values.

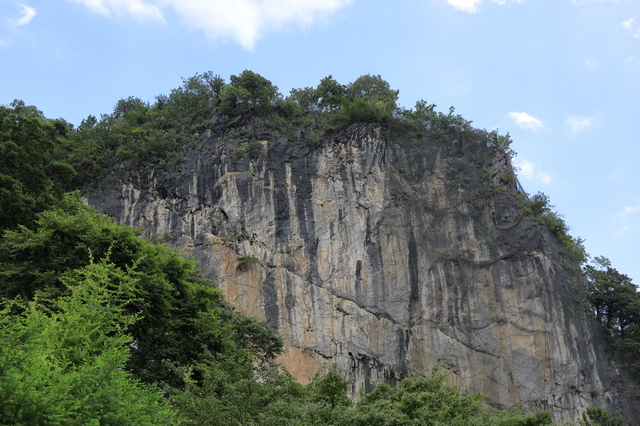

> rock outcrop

[{"left": 86, "top": 120, "right": 639, "bottom": 424}]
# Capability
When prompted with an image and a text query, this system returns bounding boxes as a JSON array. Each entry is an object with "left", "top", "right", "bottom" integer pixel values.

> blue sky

[{"left": 2, "top": 0, "right": 639, "bottom": 283}]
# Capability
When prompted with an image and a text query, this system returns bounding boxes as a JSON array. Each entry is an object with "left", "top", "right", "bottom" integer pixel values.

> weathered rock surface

[{"left": 86, "top": 121, "right": 639, "bottom": 424}]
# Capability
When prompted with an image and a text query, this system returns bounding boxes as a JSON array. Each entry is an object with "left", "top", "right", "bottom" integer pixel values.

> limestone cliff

[{"left": 86, "top": 119, "right": 639, "bottom": 424}]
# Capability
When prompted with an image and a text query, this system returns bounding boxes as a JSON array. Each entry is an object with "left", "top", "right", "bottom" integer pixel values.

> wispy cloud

[
  {"left": 615, "top": 226, "right": 631, "bottom": 236},
  {"left": 69, "top": 0, "right": 163, "bottom": 21},
  {"left": 513, "top": 159, "right": 552, "bottom": 184},
  {"left": 13, "top": 4, "right": 37, "bottom": 26},
  {"left": 622, "top": 17, "right": 640, "bottom": 38},
  {"left": 565, "top": 112, "right": 600, "bottom": 134},
  {"left": 167, "top": 0, "right": 352, "bottom": 49},
  {"left": 613, "top": 201, "right": 639, "bottom": 236},
  {"left": 446, "top": 0, "right": 483, "bottom": 12},
  {"left": 507, "top": 111, "right": 545, "bottom": 132},
  {"left": 585, "top": 60, "right": 596, "bottom": 70},
  {"left": 68, "top": 0, "right": 352, "bottom": 49},
  {"left": 571, "top": 0, "right": 624, "bottom": 5},
  {"left": 615, "top": 202, "right": 640, "bottom": 220},
  {"left": 446, "top": 0, "right": 523, "bottom": 13}
]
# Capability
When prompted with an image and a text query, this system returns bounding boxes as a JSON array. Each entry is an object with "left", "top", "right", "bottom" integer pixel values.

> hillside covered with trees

[{"left": 1, "top": 71, "right": 637, "bottom": 425}]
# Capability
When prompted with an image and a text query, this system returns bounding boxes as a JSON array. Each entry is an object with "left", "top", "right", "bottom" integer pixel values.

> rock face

[{"left": 87, "top": 121, "right": 639, "bottom": 424}]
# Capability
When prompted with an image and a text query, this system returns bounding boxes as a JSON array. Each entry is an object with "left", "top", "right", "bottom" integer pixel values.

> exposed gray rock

[{"left": 86, "top": 121, "right": 639, "bottom": 424}]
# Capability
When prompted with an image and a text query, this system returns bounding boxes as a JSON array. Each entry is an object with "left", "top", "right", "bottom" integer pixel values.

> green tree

[
  {"left": 288, "top": 86, "right": 321, "bottom": 111},
  {"left": 309, "top": 364, "right": 352, "bottom": 409},
  {"left": 220, "top": 70, "right": 280, "bottom": 116},
  {"left": 353, "top": 367, "right": 553, "bottom": 426},
  {"left": 170, "top": 362, "right": 306, "bottom": 425},
  {"left": 583, "top": 257, "right": 640, "bottom": 382},
  {"left": 0, "top": 259, "right": 177, "bottom": 425},
  {"left": 581, "top": 407, "right": 625, "bottom": 426},
  {"left": 316, "top": 75, "right": 347, "bottom": 112},
  {"left": 526, "top": 192, "right": 587, "bottom": 264},
  {"left": 347, "top": 74, "right": 399, "bottom": 113},
  {"left": 584, "top": 257, "right": 640, "bottom": 337},
  {"left": 0, "top": 101, "right": 75, "bottom": 231},
  {"left": 339, "top": 74, "right": 399, "bottom": 125},
  {"left": 163, "top": 71, "right": 225, "bottom": 124},
  {"left": 0, "top": 194, "right": 282, "bottom": 387}
]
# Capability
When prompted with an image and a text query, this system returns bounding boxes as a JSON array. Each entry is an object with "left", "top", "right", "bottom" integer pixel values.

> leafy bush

[
  {"left": 0, "top": 260, "right": 177, "bottom": 425},
  {"left": 220, "top": 70, "right": 280, "bottom": 116},
  {"left": 582, "top": 407, "right": 625, "bottom": 426},
  {"left": 525, "top": 192, "right": 587, "bottom": 263},
  {"left": 0, "top": 194, "right": 282, "bottom": 387}
]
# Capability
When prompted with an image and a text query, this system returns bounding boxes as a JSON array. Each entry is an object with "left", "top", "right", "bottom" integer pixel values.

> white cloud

[
  {"left": 166, "top": 0, "right": 352, "bottom": 49},
  {"left": 513, "top": 159, "right": 552, "bottom": 184},
  {"left": 585, "top": 60, "right": 596, "bottom": 70},
  {"left": 446, "top": 0, "right": 483, "bottom": 13},
  {"left": 565, "top": 113, "right": 600, "bottom": 134},
  {"left": 571, "top": 0, "right": 623, "bottom": 5},
  {"left": 622, "top": 17, "right": 640, "bottom": 37},
  {"left": 615, "top": 203, "right": 640, "bottom": 220},
  {"left": 446, "top": 0, "right": 523, "bottom": 13},
  {"left": 13, "top": 4, "right": 36, "bottom": 26},
  {"left": 507, "top": 111, "right": 545, "bottom": 132},
  {"left": 622, "top": 17, "right": 635, "bottom": 28},
  {"left": 69, "top": 0, "right": 164, "bottom": 21},
  {"left": 615, "top": 226, "right": 631, "bottom": 236},
  {"left": 69, "top": 0, "right": 352, "bottom": 49}
]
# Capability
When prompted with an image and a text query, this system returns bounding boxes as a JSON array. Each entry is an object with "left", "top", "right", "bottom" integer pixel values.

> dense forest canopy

[{"left": 0, "top": 70, "right": 636, "bottom": 425}]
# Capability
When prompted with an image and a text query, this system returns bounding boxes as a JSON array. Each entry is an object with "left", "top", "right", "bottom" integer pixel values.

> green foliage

[
  {"left": 229, "top": 139, "right": 264, "bottom": 160},
  {"left": 337, "top": 74, "right": 399, "bottom": 126},
  {"left": 316, "top": 75, "right": 347, "bottom": 111},
  {"left": 393, "top": 100, "right": 481, "bottom": 143},
  {"left": 164, "top": 71, "right": 225, "bottom": 123},
  {"left": 488, "top": 129, "right": 513, "bottom": 151},
  {"left": 170, "top": 363, "right": 306, "bottom": 425},
  {"left": 237, "top": 255, "right": 260, "bottom": 269},
  {"left": 584, "top": 257, "right": 638, "bottom": 335},
  {"left": 0, "top": 194, "right": 283, "bottom": 388},
  {"left": 399, "top": 99, "right": 438, "bottom": 135},
  {"left": 308, "top": 364, "right": 352, "bottom": 409},
  {"left": 0, "top": 100, "right": 75, "bottom": 231},
  {"left": 0, "top": 259, "right": 177, "bottom": 425},
  {"left": 340, "top": 96, "right": 391, "bottom": 125},
  {"left": 220, "top": 70, "right": 280, "bottom": 116},
  {"left": 64, "top": 72, "right": 228, "bottom": 187},
  {"left": 581, "top": 407, "right": 625, "bottom": 426},
  {"left": 525, "top": 192, "right": 588, "bottom": 264},
  {"left": 201, "top": 364, "right": 554, "bottom": 426},
  {"left": 285, "top": 74, "right": 400, "bottom": 134},
  {"left": 348, "top": 75, "right": 398, "bottom": 108},
  {"left": 67, "top": 99, "right": 185, "bottom": 186},
  {"left": 288, "top": 86, "right": 321, "bottom": 111},
  {"left": 54, "top": 70, "right": 526, "bottom": 187},
  {"left": 583, "top": 257, "right": 640, "bottom": 383},
  {"left": 352, "top": 367, "right": 552, "bottom": 426}
]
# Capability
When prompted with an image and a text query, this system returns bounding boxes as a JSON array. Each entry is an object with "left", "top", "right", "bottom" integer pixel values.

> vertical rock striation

[{"left": 87, "top": 121, "right": 639, "bottom": 424}]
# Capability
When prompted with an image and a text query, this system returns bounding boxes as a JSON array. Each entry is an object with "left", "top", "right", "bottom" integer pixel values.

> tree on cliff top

[{"left": 220, "top": 70, "right": 280, "bottom": 116}]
